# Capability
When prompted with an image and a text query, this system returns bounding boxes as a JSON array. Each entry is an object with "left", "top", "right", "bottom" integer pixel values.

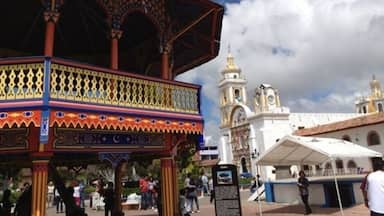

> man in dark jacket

[{"left": 103, "top": 182, "right": 115, "bottom": 216}]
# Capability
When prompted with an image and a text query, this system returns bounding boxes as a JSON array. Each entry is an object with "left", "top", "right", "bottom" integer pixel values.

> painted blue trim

[
  {"left": 43, "top": 57, "right": 51, "bottom": 106},
  {"left": 264, "top": 182, "right": 275, "bottom": 202},
  {"left": 323, "top": 183, "right": 331, "bottom": 207},
  {"left": 197, "top": 85, "right": 202, "bottom": 114},
  {"left": 348, "top": 182, "right": 356, "bottom": 206},
  {"left": 39, "top": 58, "right": 52, "bottom": 144}
]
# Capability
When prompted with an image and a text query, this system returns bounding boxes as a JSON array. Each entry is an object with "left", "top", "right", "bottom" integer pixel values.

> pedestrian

[
  {"left": 14, "top": 183, "right": 32, "bottom": 216},
  {"left": 360, "top": 172, "right": 370, "bottom": 208},
  {"left": 208, "top": 177, "right": 214, "bottom": 204},
  {"left": 179, "top": 188, "right": 190, "bottom": 216},
  {"left": 188, "top": 178, "right": 200, "bottom": 213},
  {"left": 297, "top": 170, "right": 312, "bottom": 215},
  {"left": 1, "top": 189, "right": 13, "bottom": 216},
  {"left": 73, "top": 181, "right": 81, "bottom": 206},
  {"left": 54, "top": 185, "right": 64, "bottom": 213},
  {"left": 200, "top": 172, "right": 209, "bottom": 196},
  {"left": 364, "top": 159, "right": 384, "bottom": 216},
  {"left": 148, "top": 177, "right": 155, "bottom": 209},
  {"left": 139, "top": 175, "right": 149, "bottom": 210},
  {"left": 79, "top": 180, "right": 86, "bottom": 208},
  {"left": 250, "top": 174, "right": 263, "bottom": 194},
  {"left": 47, "top": 181, "right": 55, "bottom": 207},
  {"left": 103, "top": 182, "right": 115, "bottom": 216},
  {"left": 65, "top": 186, "right": 74, "bottom": 216}
]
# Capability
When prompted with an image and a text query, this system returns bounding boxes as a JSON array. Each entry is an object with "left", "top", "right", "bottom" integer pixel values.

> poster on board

[{"left": 212, "top": 164, "right": 242, "bottom": 216}]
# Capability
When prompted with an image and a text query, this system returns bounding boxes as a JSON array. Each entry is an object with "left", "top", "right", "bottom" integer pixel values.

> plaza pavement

[{"left": 46, "top": 191, "right": 371, "bottom": 216}]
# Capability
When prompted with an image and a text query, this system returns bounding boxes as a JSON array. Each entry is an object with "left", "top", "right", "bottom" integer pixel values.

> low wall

[{"left": 265, "top": 175, "right": 365, "bottom": 207}]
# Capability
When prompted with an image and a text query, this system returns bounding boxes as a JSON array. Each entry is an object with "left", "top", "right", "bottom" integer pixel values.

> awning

[
  {"left": 255, "top": 135, "right": 383, "bottom": 166},
  {"left": 254, "top": 134, "right": 383, "bottom": 216}
]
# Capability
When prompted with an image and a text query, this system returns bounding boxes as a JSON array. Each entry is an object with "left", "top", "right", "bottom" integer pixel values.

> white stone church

[{"left": 217, "top": 52, "right": 384, "bottom": 181}]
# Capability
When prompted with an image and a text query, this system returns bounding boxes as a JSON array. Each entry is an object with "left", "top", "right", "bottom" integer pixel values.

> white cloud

[{"left": 177, "top": 0, "right": 384, "bottom": 138}]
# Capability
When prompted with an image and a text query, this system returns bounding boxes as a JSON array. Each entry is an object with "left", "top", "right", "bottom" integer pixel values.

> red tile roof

[{"left": 294, "top": 112, "right": 384, "bottom": 136}]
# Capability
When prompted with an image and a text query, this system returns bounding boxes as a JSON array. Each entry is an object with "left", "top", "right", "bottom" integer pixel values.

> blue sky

[{"left": 176, "top": 0, "right": 384, "bottom": 145}]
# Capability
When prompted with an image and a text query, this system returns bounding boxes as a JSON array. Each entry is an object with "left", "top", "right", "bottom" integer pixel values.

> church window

[
  {"left": 363, "top": 106, "right": 367, "bottom": 113},
  {"left": 378, "top": 103, "right": 383, "bottom": 112},
  {"left": 367, "top": 131, "right": 381, "bottom": 146},
  {"left": 341, "top": 135, "right": 351, "bottom": 142},
  {"left": 347, "top": 160, "right": 357, "bottom": 174},
  {"left": 336, "top": 159, "right": 344, "bottom": 174},
  {"left": 234, "top": 89, "right": 241, "bottom": 102}
]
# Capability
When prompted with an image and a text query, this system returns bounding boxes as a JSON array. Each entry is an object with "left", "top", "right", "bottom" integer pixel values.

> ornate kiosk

[{"left": 0, "top": 0, "right": 223, "bottom": 215}]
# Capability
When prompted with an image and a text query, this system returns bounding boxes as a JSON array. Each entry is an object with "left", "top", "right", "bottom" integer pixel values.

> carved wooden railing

[
  {"left": 0, "top": 59, "right": 44, "bottom": 100},
  {"left": 0, "top": 57, "right": 200, "bottom": 114}
]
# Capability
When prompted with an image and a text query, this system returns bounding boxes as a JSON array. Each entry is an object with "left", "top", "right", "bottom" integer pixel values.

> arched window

[
  {"left": 347, "top": 160, "right": 357, "bottom": 174},
  {"left": 336, "top": 159, "right": 344, "bottom": 174},
  {"left": 342, "top": 135, "right": 351, "bottom": 142},
  {"left": 367, "top": 131, "right": 381, "bottom": 146},
  {"left": 323, "top": 162, "right": 332, "bottom": 176},
  {"left": 234, "top": 89, "right": 241, "bottom": 102},
  {"left": 378, "top": 103, "right": 383, "bottom": 112},
  {"left": 241, "top": 157, "right": 248, "bottom": 173}
]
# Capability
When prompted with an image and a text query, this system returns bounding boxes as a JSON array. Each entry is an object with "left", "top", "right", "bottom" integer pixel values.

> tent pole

[{"left": 331, "top": 159, "right": 344, "bottom": 216}]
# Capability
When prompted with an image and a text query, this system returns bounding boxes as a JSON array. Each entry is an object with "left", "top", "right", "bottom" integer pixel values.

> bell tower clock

[
  {"left": 218, "top": 49, "right": 247, "bottom": 128},
  {"left": 254, "top": 84, "right": 281, "bottom": 113}
]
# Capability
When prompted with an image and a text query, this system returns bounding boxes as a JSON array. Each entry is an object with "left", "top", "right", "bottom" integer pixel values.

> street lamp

[{"left": 251, "top": 148, "right": 259, "bottom": 159}]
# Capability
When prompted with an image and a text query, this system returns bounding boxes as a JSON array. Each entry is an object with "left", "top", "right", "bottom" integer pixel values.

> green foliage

[
  {"left": 84, "top": 185, "right": 96, "bottom": 195},
  {"left": 122, "top": 187, "right": 140, "bottom": 196},
  {"left": 239, "top": 177, "right": 252, "bottom": 186},
  {"left": 0, "top": 190, "right": 21, "bottom": 204}
]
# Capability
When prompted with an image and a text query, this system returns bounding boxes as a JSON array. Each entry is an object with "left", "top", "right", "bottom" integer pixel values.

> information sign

[{"left": 212, "top": 164, "right": 242, "bottom": 216}]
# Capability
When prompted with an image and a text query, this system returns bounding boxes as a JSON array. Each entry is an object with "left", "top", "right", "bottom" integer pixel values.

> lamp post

[{"left": 251, "top": 149, "right": 259, "bottom": 159}]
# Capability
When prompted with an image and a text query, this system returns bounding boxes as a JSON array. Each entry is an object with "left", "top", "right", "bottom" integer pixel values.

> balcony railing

[{"left": 0, "top": 57, "right": 200, "bottom": 114}]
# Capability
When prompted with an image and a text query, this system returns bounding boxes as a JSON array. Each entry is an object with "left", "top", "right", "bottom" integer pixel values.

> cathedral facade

[{"left": 218, "top": 52, "right": 362, "bottom": 180}]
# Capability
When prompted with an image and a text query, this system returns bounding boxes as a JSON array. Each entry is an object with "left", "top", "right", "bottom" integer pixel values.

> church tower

[
  {"left": 356, "top": 75, "right": 384, "bottom": 113},
  {"left": 218, "top": 50, "right": 247, "bottom": 128},
  {"left": 254, "top": 84, "right": 282, "bottom": 113}
]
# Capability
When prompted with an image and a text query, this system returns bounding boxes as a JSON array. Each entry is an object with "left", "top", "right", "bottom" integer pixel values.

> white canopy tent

[{"left": 254, "top": 135, "right": 383, "bottom": 216}]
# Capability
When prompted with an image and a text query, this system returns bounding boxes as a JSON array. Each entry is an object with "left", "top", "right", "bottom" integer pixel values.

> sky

[{"left": 176, "top": 0, "right": 384, "bottom": 146}]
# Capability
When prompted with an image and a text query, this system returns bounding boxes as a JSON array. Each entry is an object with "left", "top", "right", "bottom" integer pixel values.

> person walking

[
  {"left": 200, "top": 172, "right": 209, "bottom": 196},
  {"left": 188, "top": 178, "right": 200, "bottom": 213},
  {"left": 47, "top": 181, "right": 55, "bottom": 207},
  {"left": 54, "top": 186, "right": 64, "bottom": 213},
  {"left": 179, "top": 188, "right": 190, "bottom": 216},
  {"left": 73, "top": 181, "right": 81, "bottom": 207},
  {"left": 103, "top": 182, "right": 115, "bottom": 216},
  {"left": 297, "top": 170, "right": 312, "bottom": 215},
  {"left": 1, "top": 189, "right": 13, "bottom": 216},
  {"left": 79, "top": 180, "right": 86, "bottom": 208},
  {"left": 365, "top": 159, "right": 384, "bottom": 216},
  {"left": 139, "top": 175, "right": 149, "bottom": 210},
  {"left": 208, "top": 177, "right": 214, "bottom": 204},
  {"left": 14, "top": 184, "right": 32, "bottom": 216}
]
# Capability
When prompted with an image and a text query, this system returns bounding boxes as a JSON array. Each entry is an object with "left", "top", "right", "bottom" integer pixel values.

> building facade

[
  {"left": 356, "top": 75, "right": 384, "bottom": 114},
  {"left": 218, "top": 52, "right": 361, "bottom": 180}
]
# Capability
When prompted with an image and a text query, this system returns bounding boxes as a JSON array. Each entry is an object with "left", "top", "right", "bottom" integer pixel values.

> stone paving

[{"left": 46, "top": 191, "right": 371, "bottom": 216}]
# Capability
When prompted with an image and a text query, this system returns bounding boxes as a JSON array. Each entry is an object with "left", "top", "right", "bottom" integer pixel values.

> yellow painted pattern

[
  {"left": 0, "top": 63, "right": 44, "bottom": 100},
  {"left": 161, "top": 159, "right": 175, "bottom": 216},
  {"left": 50, "top": 63, "right": 199, "bottom": 114},
  {"left": 32, "top": 161, "right": 49, "bottom": 216}
]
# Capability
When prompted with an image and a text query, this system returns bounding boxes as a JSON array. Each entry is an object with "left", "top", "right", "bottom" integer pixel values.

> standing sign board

[{"left": 212, "top": 164, "right": 242, "bottom": 216}]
